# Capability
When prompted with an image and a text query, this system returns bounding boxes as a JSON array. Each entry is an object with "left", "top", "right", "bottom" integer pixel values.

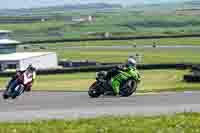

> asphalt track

[{"left": 0, "top": 91, "right": 200, "bottom": 122}]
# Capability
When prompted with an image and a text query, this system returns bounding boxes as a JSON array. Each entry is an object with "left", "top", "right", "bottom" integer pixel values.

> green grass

[
  {"left": 25, "top": 47, "right": 200, "bottom": 64},
  {"left": 0, "top": 113, "right": 200, "bottom": 133},
  {"left": 0, "top": 20, "right": 65, "bottom": 33},
  {"left": 1, "top": 70, "right": 200, "bottom": 92},
  {"left": 3, "top": 7, "right": 200, "bottom": 41}
]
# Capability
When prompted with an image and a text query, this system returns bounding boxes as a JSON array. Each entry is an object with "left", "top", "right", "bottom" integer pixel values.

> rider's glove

[{"left": 116, "top": 65, "right": 124, "bottom": 70}]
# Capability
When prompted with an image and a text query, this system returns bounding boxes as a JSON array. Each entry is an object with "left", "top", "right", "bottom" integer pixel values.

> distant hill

[
  {"left": 62, "top": 3, "right": 122, "bottom": 10},
  {"left": 183, "top": 0, "right": 200, "bottom": 5},
  {"left": 0, "top": 3, "right": 122, "bottom": 16},
  {"left": 131, "top": 0, "right": 200, "bottom": 10},
  {"left": 1, "top": 1, "right": 200, "bottom": 16},
  {"left": 0, "top": 3, "right": 121, "bottom": 13}
]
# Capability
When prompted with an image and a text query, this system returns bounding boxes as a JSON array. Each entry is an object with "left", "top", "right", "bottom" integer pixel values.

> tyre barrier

[
  {"left": 58, "top": 62, "right": 191, "bottom": 70},
  {"left": 58, "top": 61, "right": 98, "bottom": 67},
  {"left": 0, "top": 65, "right": 115, "bottom": 77},
  {"left": 191, "top": 65, "right": 200, "bottom": 71},
  {"left": 137, "top": 63, "right": 190, "bottom": 70},
  {"left": 20, "top": 34, "right": 200, "bottom": 44},
  {"left": 0, "top": 63, "right": 195, "bottom": 77},
  {"left": 183, "top": 75, "right": 200, "bottom": 82}
]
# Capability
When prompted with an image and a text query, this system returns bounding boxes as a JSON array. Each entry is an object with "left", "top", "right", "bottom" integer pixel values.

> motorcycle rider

[
  {"left": 106, "top": 57, "right": 141, "bottom": 96},
  {"left": 6, "top": 64, "right": 36, "bottom": 92}
]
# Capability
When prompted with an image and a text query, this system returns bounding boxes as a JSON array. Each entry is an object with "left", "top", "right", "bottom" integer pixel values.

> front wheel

[
  {"left": 2, "top": 84, "right": 25, "bottom": 99},
  {"left": 120, "top": 80, "right": 137, "bottom": 97},
  {"left": 2, "top": 87, "right": 11, "bottom": 99},
  {"left": 88, "top": 82, "right": 102, "bottom": 98},
  {"left": 2, "top": 92, "right": 9, "bottom": 99}
]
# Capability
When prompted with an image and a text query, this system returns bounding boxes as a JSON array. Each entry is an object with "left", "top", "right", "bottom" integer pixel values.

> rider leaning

[
  {"left": 107, "top": 57, "right": 141, "bottom": 96},
  {"left": 7, "top": 64, "right": 36, "bottom": 92}
]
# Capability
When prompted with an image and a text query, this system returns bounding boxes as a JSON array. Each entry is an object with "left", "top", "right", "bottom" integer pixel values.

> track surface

[{"left": 0, "top": 91, "right": 200, "bottom": 122}]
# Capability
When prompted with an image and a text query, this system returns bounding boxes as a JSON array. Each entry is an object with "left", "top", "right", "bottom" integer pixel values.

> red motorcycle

[{"left": 3, "top": 71, "right": 34, "bottom": 99}]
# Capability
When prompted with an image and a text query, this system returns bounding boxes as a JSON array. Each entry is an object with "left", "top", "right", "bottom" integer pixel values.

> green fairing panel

[{"left": 112, "top": 68, "right": 140, "bottom": 82}]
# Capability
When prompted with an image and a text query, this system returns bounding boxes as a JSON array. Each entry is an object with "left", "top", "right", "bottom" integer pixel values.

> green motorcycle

[{"left": 88, "top": 69, "right": 140, "bottom": 98}]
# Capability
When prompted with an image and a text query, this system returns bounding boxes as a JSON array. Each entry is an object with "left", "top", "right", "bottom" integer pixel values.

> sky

[{"left": 1, "top": 0, "right": 191, "bottom": 9}]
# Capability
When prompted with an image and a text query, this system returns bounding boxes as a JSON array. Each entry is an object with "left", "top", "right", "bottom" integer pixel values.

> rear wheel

[
  {"left": 88, "top": 82, "right": 102, "bottom": 98},
  {"left": 11, "top": 95, "right": 17, "bottom": 99}
]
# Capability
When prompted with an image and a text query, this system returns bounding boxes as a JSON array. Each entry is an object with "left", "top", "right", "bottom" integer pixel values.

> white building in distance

[
  {"left": 72, "top": 15, "right": 94, "bottom": 23},
  {"left": 0, "top": 30, "right": 58, "bottom": 71},
  {"left": 0, "top": 52, "right": 58, "bottom": 71}
]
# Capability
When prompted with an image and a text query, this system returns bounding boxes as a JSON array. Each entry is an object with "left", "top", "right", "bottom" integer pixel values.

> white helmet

[{"left": 127, "top": 58, "right": 137, "bottom": 68}]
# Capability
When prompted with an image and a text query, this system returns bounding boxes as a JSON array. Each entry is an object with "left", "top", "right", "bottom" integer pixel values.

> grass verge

[
  {"left": 22, "top": 47, "right": 200, "bottom": 64},
  {"left": 0, "top": 113, "right": 200, "bottom": 133}
]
